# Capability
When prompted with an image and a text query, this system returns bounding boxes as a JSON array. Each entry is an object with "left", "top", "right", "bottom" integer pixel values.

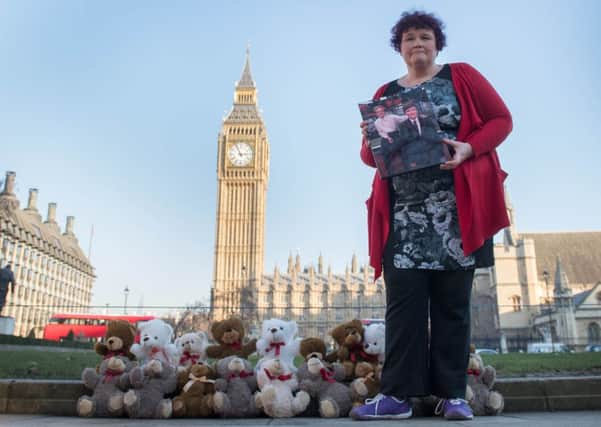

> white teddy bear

[
  {"left": 254, "top": 358, "right": 310, "bottom": 418},
  {"left": 363, "top": 323, "right": 385, "bottom": 382},
  {"left": 363, "top": 323, "right": 385, "bottom": 364},
  {"left": 256, "top": 318, "right": 300, "bottom": 372},
  {"left": 130, "top": 319, "right": 178, "bottom": 367},
  {"left": 175, "top": 331, "right": 208, "bottom": 370}
]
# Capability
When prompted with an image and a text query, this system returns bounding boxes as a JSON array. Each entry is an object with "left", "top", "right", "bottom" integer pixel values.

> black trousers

[{"left": 379, "top": 266, "right": 474, "bottom": 399}]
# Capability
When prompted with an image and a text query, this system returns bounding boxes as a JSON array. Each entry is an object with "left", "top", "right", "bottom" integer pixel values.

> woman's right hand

[{"left": 360, "top": 121, "right": 369, "bottom": 139}]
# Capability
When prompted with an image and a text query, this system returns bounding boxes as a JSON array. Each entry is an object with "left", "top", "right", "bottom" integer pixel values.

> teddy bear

[
  {"left": 130, "top": 318, "right": 178, "bottom": 367},
  {"left": 205, "top": 317, "right": 257, "bottom": 359},
  {"left": 175, "top": 331, "right": 208, "bottom": 370},
  {"left": 362, "top": 322, "right": 385, "bottom": 380},
  {"left": 296, "top": 337, "right": 353, "bottom": 418},
  {"left": 212, "top": 355, "right": 261, "bottom": 418},
  {"left": 254, "top": 358, "right": 310, "bottom": 417},
  {"left": 172, "top": 362, "right": 216, "bottom": 418},
  {"left": 175, "top": 360, "right": 217, "bottom": 393},
  {"left": 94, "top": 320, "right": 137, "bottom": 361},
  {"left": 255, "top": 318, "right": 300, "bottom": 372},
  {"left": 327, "top": 319, "right": 379, "bottom": 381},
  {"left": 465, "top": 349, "right": 504, "bottom": 416},
  {"left": 123, "top": 359, "right": 178, "bottom": 418},
  {"left": 77, "top": 356, "right": 136, "bottom": 417}
]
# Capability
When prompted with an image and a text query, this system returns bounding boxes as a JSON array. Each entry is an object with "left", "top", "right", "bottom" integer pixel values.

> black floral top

[{"left": 382, "top": 64, "right": 493, "bottom": 270}]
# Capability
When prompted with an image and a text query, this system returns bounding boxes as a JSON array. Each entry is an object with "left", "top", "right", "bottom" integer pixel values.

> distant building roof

[{"left": 521, "top": 232, "right": 601, "bottom": 285}]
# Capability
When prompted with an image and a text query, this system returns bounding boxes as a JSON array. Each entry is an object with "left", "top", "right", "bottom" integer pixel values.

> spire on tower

[{"left": 237, "top": 45, "right": 255, "bottom": 88}]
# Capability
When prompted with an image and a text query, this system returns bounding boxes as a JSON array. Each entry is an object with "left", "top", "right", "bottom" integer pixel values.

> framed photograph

[{"left": 358, "top": 88, "right": 450, "bottom": 178}]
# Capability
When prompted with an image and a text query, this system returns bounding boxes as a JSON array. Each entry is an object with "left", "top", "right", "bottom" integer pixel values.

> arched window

[
  {"left": 588, "top": 322, "right": 601, "bottom": 344},
  {"left": 511, "top": 295, "right": 521, "bottom": 312}
]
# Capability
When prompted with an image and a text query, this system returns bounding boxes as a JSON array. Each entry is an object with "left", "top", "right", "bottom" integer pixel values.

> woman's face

[{"left": 399, "top": 27, "right": 438, "bottom": 69}]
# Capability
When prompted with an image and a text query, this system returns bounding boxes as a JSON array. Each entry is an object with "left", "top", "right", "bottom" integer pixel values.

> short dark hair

[{"left": 390, "top": 11, "right": 446, "bottom": 53}]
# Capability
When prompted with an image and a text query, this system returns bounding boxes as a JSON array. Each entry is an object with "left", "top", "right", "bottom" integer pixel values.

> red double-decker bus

[{"left": 43, "top": 313, "right": 156, "bottom": 341}]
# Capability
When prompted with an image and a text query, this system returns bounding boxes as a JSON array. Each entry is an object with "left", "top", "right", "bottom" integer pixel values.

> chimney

[
  {"left": 25, "top": 188, "right": 39, "bottom": 211},
  {"left": 46, "top": 203, "right": 58, "bottom": 224},
  {"left": 64, "top": 216, "right": 75, "bottom": 236},
  {"left": 2, "top": 171, "right": 16, "bottom": 195}
]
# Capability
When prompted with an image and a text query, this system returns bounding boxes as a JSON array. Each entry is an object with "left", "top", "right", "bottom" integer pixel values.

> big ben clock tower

[{"left": 211, "top": 49, "right": 269, "bottom": 321}]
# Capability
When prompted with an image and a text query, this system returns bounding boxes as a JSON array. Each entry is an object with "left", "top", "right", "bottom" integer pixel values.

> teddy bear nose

[
  {"left": 143, "top": 337, "right": 149, "bottom": 342},
  {"left": 108, "top": 339, "right": 114, "bottom": 344},
  {"left": 270, "top": 328, "right": 277, "bottom": 333}
]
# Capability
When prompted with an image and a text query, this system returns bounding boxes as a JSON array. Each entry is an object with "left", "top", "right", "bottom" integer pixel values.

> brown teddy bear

[
  {"left": 95, "top": 320, "right": 137, "bottom": 360},
  {"left": 297, "top": 337, "right": 352, "bottom": 418},
  {"left": 172, "top": 363, "right": 216, "bottom": 418},
  {"left": 327, "top": 319, "right": 379, "bottom": 381},
  {"left": 465, "top": 349, "right": 504, "bottom": 416},
  {"left": 206, "top": 317, "right": 257, "bottom": 359}
]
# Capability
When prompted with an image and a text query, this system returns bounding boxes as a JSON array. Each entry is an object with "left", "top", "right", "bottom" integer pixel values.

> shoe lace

[
  {"left": 434, "top": 398, "right": 468, "bottom": 416},
  {"left": 365, "top": 393, "right": 386, "bottom": 405}
]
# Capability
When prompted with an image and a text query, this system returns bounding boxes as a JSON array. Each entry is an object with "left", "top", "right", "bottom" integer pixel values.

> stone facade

[
  {"left": 0, "top": 171, "right": 95, "bottom": 337},
  {"left": 492, "top": 193, "right": 601, "bottom": 350}
]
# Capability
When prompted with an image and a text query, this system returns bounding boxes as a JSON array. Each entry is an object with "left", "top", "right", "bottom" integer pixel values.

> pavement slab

[{"left": 1, "top": 412, "right": 601, "bottom": 427}]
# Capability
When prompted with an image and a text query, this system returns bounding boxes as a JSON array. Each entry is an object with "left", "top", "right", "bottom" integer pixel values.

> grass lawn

[
  {"left": 481, "top": 352, "right": 601, "bottom": 377},
  {"left": 0, "top": 349, "right": 100, "bottom": 380},
  {"left": 1, "top": 349, "right": 600, "bottom": 380}
]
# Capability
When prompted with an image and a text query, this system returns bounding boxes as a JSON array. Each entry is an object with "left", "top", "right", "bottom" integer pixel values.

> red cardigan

[{"left": 361, "top": 62, "right": 512, "bottom": 280}]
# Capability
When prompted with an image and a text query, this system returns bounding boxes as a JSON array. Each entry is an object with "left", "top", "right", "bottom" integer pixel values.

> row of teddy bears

[{"left": 77, "top": 316, "right": 503, "bottom": 419}]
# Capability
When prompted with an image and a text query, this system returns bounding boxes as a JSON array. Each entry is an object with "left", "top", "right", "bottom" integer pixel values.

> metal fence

[{"left": 2, "top": 302, "right": 600, "bottom": 353}]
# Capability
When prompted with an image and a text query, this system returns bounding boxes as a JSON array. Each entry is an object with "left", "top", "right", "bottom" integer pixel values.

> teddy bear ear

[
  {"left": 330, "top": 325, "right": 344, "bottom": 343},
  {"left": 210, "top": 321, "right": 222, "bottom": 340},
  {"left": 287, "top": 320, "right": 298, "bottom": 336},
  {"left": 197, "top": 331, "right": 208, "bottom": 345},
  {"left": 164, "top": 323, "right": 174, "bottom": 341},
  {"left": 137, "top": 320, "right": 149, "bottom": 331},
  {"left": 350, "top": 319, "right": 364, "bottom": 331}
]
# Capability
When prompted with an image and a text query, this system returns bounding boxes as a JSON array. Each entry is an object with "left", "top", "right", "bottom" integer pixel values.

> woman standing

[{"left": 352, "top": 11, "right": 512, "bottom": 421}]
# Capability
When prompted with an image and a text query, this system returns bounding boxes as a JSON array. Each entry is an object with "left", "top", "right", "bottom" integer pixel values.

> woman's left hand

[{"left": 440, "top": 138, "right": 474, "bottom": 170}]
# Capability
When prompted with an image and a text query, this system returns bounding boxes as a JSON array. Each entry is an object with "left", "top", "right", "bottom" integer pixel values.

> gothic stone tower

[{"left": 211, "top": 50, "right": 269, "bottom": 321}]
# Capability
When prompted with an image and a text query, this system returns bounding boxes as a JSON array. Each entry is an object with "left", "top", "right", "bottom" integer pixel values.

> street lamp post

[
  {"left": 123, "top": 286, "right": 130, "bottom": 315},
  {"left": 543, "top": 270, "right": 554, "bottom": 352}
]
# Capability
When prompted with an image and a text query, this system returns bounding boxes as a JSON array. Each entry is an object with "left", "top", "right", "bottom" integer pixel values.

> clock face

[{"left": 228, "top": 142, "right": 253, "bottom": 167}]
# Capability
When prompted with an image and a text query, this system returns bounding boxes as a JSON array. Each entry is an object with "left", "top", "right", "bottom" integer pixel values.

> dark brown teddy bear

[
  {"left": 206, "top": 317, "right": 257, "bottom": 359},
  {"left": 327, "top": 319, "right": 379, "bottom": 381},
  {"left": 95, "top": 320, "right": 137, "bottom": 360},
  {"left": 172, "top": 363, "right": 216, "bottom": 418}
]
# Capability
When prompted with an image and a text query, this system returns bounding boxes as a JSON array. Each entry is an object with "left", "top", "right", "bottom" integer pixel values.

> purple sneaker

[
  {"left": 350, "top": 394, "right": 412, "bottom": 420},
  {"left": 435, "top": 398, "right": 474, "bottom": 420}
]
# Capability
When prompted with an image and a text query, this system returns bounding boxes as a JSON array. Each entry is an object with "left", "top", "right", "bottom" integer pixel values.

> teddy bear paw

[
  {"left": 351, "top": 378, "right": 368, "bottom": 397},
  {"left": 107, "top": 393, "right": 124, "bottom": 413},
  {"left": 488, "top": 391, "right": 504, "bottom": 412},
  {"left": 123, "top": 390, "right": 138, "bottom": 408},
  {"left": 261, "top": 386, "right": 277, "bottom": 404},
  {"left": 213, "top": 391, "right": 226, "bottom": 411},
  {"left": 293, "top": 390, "right": 311, "bottom": 413},
  {"left": 319, "top": 398, "right": 339, "bottom": 418},
  {"left": 77, "top": 397, "right": 94, "bottom": 417},
  {"left": 254, "top": 391, "right": 263, "bottom": 409},
  {"left": 157, "top": 399, "right": 172, "bottom": 418}
]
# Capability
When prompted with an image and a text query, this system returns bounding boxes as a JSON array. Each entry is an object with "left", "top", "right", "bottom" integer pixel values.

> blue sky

[{"left": 1, "top": 1, "right": 599, "bottom": 310}]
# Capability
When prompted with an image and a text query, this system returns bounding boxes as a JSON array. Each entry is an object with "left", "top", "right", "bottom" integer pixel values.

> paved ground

[{"left": 1, "top": 412, "right": 600, "bottom": 427}]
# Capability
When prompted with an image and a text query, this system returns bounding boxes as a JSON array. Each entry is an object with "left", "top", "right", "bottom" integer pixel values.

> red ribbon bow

[
  {"left": 266, "top": 342, "right": 285, "bottom": 356},
  {"left": 104, "top": 350, "right": 126, "bottom": 360},
  {"left": 227, "top": 341, "right": 242, "bottom": 350},
  {"left": 467, "top": 368, "right": 481, "bottom": 376},
  {"left": 319, "top": 367, "right": 336, "bottom": 383},
  {"left": 348, "top": 344, "right": 379, "bottom": 364},
  {"left": 102, "top": 368, "right": 122, "bottom": 383},
  {"left": 264, "top": 368, "right": 293, "bottom": 381},
  {"left": 179, "top": 351, "right": 201, "bottom": 365},
  {"left": 228, "top": 370, "right": 254, "bottom": 380}
]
